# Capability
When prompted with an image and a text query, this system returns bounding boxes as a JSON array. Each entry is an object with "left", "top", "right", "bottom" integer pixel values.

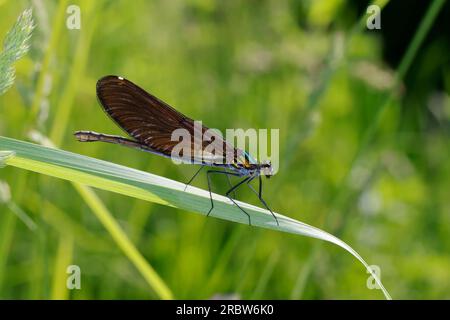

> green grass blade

[
  {"left": 29, "top": 0, "right": 68, "bottom": 119},
  {"left": 395, "top": 0, "right": 446, "bottom": 80},
  {"left": 72, "top": 182, "right": 173, "bottom": 300},
  {"left": 0, "top": 136, "right": 391, "bottom": 299},
  {"left": 50, "top": 235, "right": 73, "bottom": 300}
]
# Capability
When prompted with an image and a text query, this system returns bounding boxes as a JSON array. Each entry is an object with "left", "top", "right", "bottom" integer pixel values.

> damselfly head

[{"left": 260, "top": 160, "right": 273, "bottom": 178}]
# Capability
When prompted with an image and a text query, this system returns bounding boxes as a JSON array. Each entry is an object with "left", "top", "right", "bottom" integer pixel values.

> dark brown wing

[{"left": 96, "top": 75, "right": 245, "bottom": 165}]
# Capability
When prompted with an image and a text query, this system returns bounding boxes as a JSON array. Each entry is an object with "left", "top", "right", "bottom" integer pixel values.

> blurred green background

[{"left": 0, "top": 0, "right": 449, "bottom": 299}]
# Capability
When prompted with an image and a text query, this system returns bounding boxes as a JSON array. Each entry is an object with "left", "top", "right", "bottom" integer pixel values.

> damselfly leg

[
  {"left": 205, "top": 171, "right": 278, "bottom": 226},
  {"left": 184, "top": 166, "right": 236, "bottom": 198},
  {"left": 184, "top": 166, "right": 204, "bottom": 191},
  {"left": 246, "top": 175, "right": 279, "bottom": 226},
  {"left": 225, "top": 176, "right": 252, "bottom": 225},
  {"left": 225, "top": 174, "right": 236, "bottom": 198},
  {"left": 206, "top": 170, "right": 251, "bottom": 224}
]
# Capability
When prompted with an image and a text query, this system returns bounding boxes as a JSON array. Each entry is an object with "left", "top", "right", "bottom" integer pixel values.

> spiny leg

[
  {"left": 206, "top": 170, "right": 214, "bottom": 216},
  {"left": 246, "top": 175, "right": 279, "bottom": 226},
  {"left": 225, "top": 177, "right": 252, "bottom": 225},
  {"left": 206, "top": 170, "right": 241, "bottom": 217},
  {"left": 184, "top": 166, "right": 204, "bottom": 191},
  {"left": 226, "top": 174, "right": 237, "bottom": 199}
]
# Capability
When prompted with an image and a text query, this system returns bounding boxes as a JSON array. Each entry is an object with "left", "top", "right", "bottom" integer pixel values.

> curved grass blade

[{"left": 0, "top": 136, "right": 391, "bottom": 299}]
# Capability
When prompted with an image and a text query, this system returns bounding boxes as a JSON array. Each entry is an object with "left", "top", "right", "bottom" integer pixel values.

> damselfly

[{"left": 75, "top": 75, "right": 278, "bottom": 226}]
